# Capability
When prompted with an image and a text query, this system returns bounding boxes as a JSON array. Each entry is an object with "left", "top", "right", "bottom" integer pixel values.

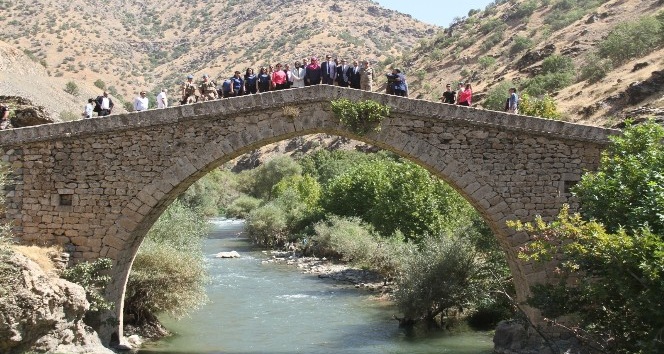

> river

[{"left": 138, "top": 218, "right": 494, "bottom": 354}]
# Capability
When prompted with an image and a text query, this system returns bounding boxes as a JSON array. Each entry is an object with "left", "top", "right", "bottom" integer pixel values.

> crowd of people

[{"left": 176, "top": 56, "right": 389, "bottom": 105}]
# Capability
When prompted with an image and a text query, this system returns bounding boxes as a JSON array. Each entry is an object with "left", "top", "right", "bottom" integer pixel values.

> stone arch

[{"left": 0, "top": 85, "right": 616, "bottom": 346}]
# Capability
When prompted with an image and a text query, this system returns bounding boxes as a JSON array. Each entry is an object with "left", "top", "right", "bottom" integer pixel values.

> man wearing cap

[
  {"left": 359, "top": 60, "right": 374, "bottom": 92},
  {"left": 134, "top": 91, "right": 149, "bottom": 112},
  {"left": 199, "top": 74, "right": 218, "bottom": 101},
  {"left": 321, "top": 55, "right": 337, "bottom": 85},
  {"left": 181, "top": 75, "right": 198, "bottom": 104}
]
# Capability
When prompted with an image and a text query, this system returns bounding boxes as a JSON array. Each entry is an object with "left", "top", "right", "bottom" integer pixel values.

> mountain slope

[
  {"left": 0, "top": 0, "right": 437, "bottom": 108},
  {"left": 398, "top": 0, "right": 664, "bottom": 125}
]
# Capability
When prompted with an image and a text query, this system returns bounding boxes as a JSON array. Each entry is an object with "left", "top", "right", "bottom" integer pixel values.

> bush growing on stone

[
  {"left": 331, "top": 99, "right": 390, "bottom": 136},
  {"left": 61, "top": 258, "right": 113, "bottom": 314}
]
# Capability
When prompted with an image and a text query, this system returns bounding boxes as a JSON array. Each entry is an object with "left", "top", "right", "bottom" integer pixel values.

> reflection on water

[{"left": 138, "top": 218, "right": 493, "bottom": 354}]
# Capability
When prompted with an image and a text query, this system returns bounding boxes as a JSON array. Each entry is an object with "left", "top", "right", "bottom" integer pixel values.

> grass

[{"left": 12, "top": 244, "right": 62, "bottom": 275}]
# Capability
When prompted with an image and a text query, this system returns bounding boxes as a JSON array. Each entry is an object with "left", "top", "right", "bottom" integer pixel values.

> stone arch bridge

[{"left": 0, "top": 85, "right": 617, "bottom": 345}]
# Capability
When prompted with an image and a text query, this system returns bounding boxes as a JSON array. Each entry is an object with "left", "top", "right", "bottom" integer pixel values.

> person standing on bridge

[
  {"left": 181, "top": 75, "right": 198, "bottom": 104},
  {"left": 0, "top": 103, "right": 10, "bottom": 129},
  {"left": 360, "top": 60, "right": 374, "bottom": 92},
  {"left": 506, "top": 87, "right": 519, "bottom": 114},
  {"left": 95, "top": 91, "right": 114, "bottom": 117},
  {"left": 457, "top": 83, "right": 473, "bottom": 107},
  {"left": 199, "top": 74, "right": 218, "bottom": 101},
  {"left": 291, "top": 61, "right": 306, "bottom": 88},
  {"left": 133, "top": 91, "right": 149, "bottom": 112},
  {"left": 439, "top": 84, "right": 456, "bottom": 104},
  {"left": 157, "top": 89, "right": 168, "bottom": 109}
]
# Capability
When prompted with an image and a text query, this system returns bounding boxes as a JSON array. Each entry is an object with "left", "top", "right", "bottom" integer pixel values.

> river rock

[
  {"left": 0, "top": 250, "right": 112, "bottom": 354},
  {"left": 215, "top": 251, "right": 240, "bottom": 258}
]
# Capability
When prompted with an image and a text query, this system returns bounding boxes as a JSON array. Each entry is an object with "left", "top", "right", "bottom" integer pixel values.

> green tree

[
  {"left": 321, "top": 159, "right": 474, "bottom": 242},
  {"left": 93, "top": 79, "right": 106, "bottom": 90},
  {"left": 574, "top": 120, "right": 664, "bottom": 235},
  {"left": 598, "top": 16, "right": 663, "bottom": 65},
  {"left": 249, "top": 156, "right": 302, "bottom": 200},
  {"left": 64, "top": 81, "right": 80, "bottom": 96},
  {"left": 124, "top": 200, "right": 209, "bottom": 325},
  {"left": 518, "top": 93, "right": 562, "bottom": 119},
  {"left": 394, "top": 235, "right": 484, "bottom": 327},
  {"left": 513, "top": 207, "right": 664, "bottom": 353}
]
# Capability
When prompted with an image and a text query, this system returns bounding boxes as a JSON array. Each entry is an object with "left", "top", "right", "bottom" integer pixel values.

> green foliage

[
  {"left": 518, "top": 93, "right": 562, "bottom": 119},
  {"left": 512, "top": 0, "right": 538, "bottom": 19},
  {"left": 61, "top": 258, "right": 113, "bottom": 313},
  {"left": 479, "top": 18, "right": 506, "bottom": 35},
  {"left": 226, "top": 194, "right": 261, "bottom": 219},
  {"left": 394, "top": 235, "right": 484, "bottom": 324},
  {"left": 544, "top": 0, "right": 608, "bottom": 30},
  {"left": 180, "top": 168, "right": 237, "bottom": 216},
  {"left": 478, "top": 56, "right": 497, "bottom": 70},
  {"left": 93, "top": 79, "right": 106, "bottom": 90},
  {"left": 481, "top": 81, "right": 514, "bottom": 111},
  {"left": 578, "top": 53, "right": 612, "bottom": 83},
  {"left": 480, "top": 31, "right": 505, "bottom": 52},
  {"left": 513, "top": 206, "right": 664, "bottom": 353},
  {"left": 321, "top": 159, "right": 475, "bottom": 242},
  {"left": 125, "top": 200, "right": 209, "bottom": 322},
  {"left": 598, "top": 16, "right": 664, "bottom": 65},
  {"left": 331, "top": 99, "right": 390, "bottom": 136},
  {"left": 309, "top": 216, "right": 408, "bottom": 277},
  {"left": 541, "top": 54, "right": 574, "bottom": 75},
  {"left": 247, "top": 156, "right": 302, "bottom": 200},
  {"left": 245, "top": 202, "right": 288, "bottom": 247},
  {"left": 510, "top": 36, "right": 533, "bottom": 54},
  {"left": 64, "top": 81, "right": 79, "bottom": 96},
  {"left": 299, "top": 149, "right": 391, "bottom": 185},
  {"left": 521, "top": 72, "right": 573, "bottom": 96},
  {"left": 574, "top": 121, "right": 664, "bottom": 235}
]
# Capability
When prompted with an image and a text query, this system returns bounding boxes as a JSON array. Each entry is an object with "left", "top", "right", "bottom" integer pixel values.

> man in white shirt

[
  {"left": 292, "top": 61, "right": 306, "bottom": 88},
  {"left": 157, "top": 89, "right": 168, "bottom": 109},
  {"left": 96, "top": 91, "right": 114, "bottom": 116},
  {"left": 134, "top": 91, "right": 149, "bottom": 112}
]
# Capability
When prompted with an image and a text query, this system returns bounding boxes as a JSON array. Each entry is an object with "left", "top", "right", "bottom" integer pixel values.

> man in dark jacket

[
  {"left": 349, "top": 60, "right": 361, "bottom": 89},
  {"left": 95, "top": 91, "right": 114, "bottom": 117},
  {"left": 336, "top": 59, "right": 352, "bottom": 87}
]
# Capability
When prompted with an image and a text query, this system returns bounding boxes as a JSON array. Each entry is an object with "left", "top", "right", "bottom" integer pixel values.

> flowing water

[{"left": 138, "top": 218, "right": 494, "bottom": 354}]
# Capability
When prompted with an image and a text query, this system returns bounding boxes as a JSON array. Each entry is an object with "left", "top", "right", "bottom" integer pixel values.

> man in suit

[
  {"left": 349, "top": 60, "right": 361, "bottom": 89},
  {"left": 336, "top": 59, "right": 352, "bottom": 87},
  {"left": 321, "top": 55, "right": 337, "bottom": 85}
]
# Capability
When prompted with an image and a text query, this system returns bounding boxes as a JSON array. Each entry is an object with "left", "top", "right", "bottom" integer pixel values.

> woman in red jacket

[{"left": 457, "top": 83, "right": 473, "bottom": 106}]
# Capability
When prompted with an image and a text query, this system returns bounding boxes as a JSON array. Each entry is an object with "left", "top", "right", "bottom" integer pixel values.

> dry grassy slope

[
  {"left": 0, "top": 0, "right": 436, "bottom": 111},
  {"left": 0, "top": 41, "right": 126, "bottom": 119},
  {"left": 402, "top": 0, "right": 664, "bottom": 126}
]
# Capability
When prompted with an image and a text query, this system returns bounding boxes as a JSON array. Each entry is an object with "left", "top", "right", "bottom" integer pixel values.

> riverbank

[{"left": 261, "top": 251, "right": 395, "bottom": 296}]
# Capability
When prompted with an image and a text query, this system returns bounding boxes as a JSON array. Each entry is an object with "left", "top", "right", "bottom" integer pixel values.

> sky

[{"left": 374, "top": 0, "right": 495, "bottom": 27}]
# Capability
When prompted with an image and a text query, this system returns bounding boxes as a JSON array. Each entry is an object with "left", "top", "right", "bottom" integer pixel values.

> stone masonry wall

[{"left": 0, "top": 85, "right": 617, "bottom": 345}]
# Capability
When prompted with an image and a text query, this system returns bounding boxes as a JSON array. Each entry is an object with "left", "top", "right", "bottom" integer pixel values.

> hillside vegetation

[
  {"left": 0, "top": 0, "right": 435, "bottom": 109},
  {"left": 398, "top": 0, "right": 664, "bottom": 125}
]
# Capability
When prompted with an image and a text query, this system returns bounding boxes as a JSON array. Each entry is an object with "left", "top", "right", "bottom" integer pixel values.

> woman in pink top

[
  {"left": 457, "top": 83, "right": 473, "bottom": 106},
  {"left": 271, "top": 63, "right": 288, "bottom": 90}
]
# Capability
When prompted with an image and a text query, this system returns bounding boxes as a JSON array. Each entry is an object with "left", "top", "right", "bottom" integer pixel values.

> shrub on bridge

[{"left": 331, "top": 99, "right": 390, "bottom": 136}]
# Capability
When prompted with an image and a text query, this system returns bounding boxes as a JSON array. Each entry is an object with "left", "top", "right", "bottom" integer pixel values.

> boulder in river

[{"left": 215, "top": 251, "right": 241, "bottom": 258}]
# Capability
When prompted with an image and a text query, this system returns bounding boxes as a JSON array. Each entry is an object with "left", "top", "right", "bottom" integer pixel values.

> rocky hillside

[
  {"left": 0, "top": 0, "right": 436, "bottom": 111},
  {"left": 398, "top": 0, "right": 664, "bottom": 126},
  {"left": 0, "top": 42, "right": 125, "bottom": 120}
]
